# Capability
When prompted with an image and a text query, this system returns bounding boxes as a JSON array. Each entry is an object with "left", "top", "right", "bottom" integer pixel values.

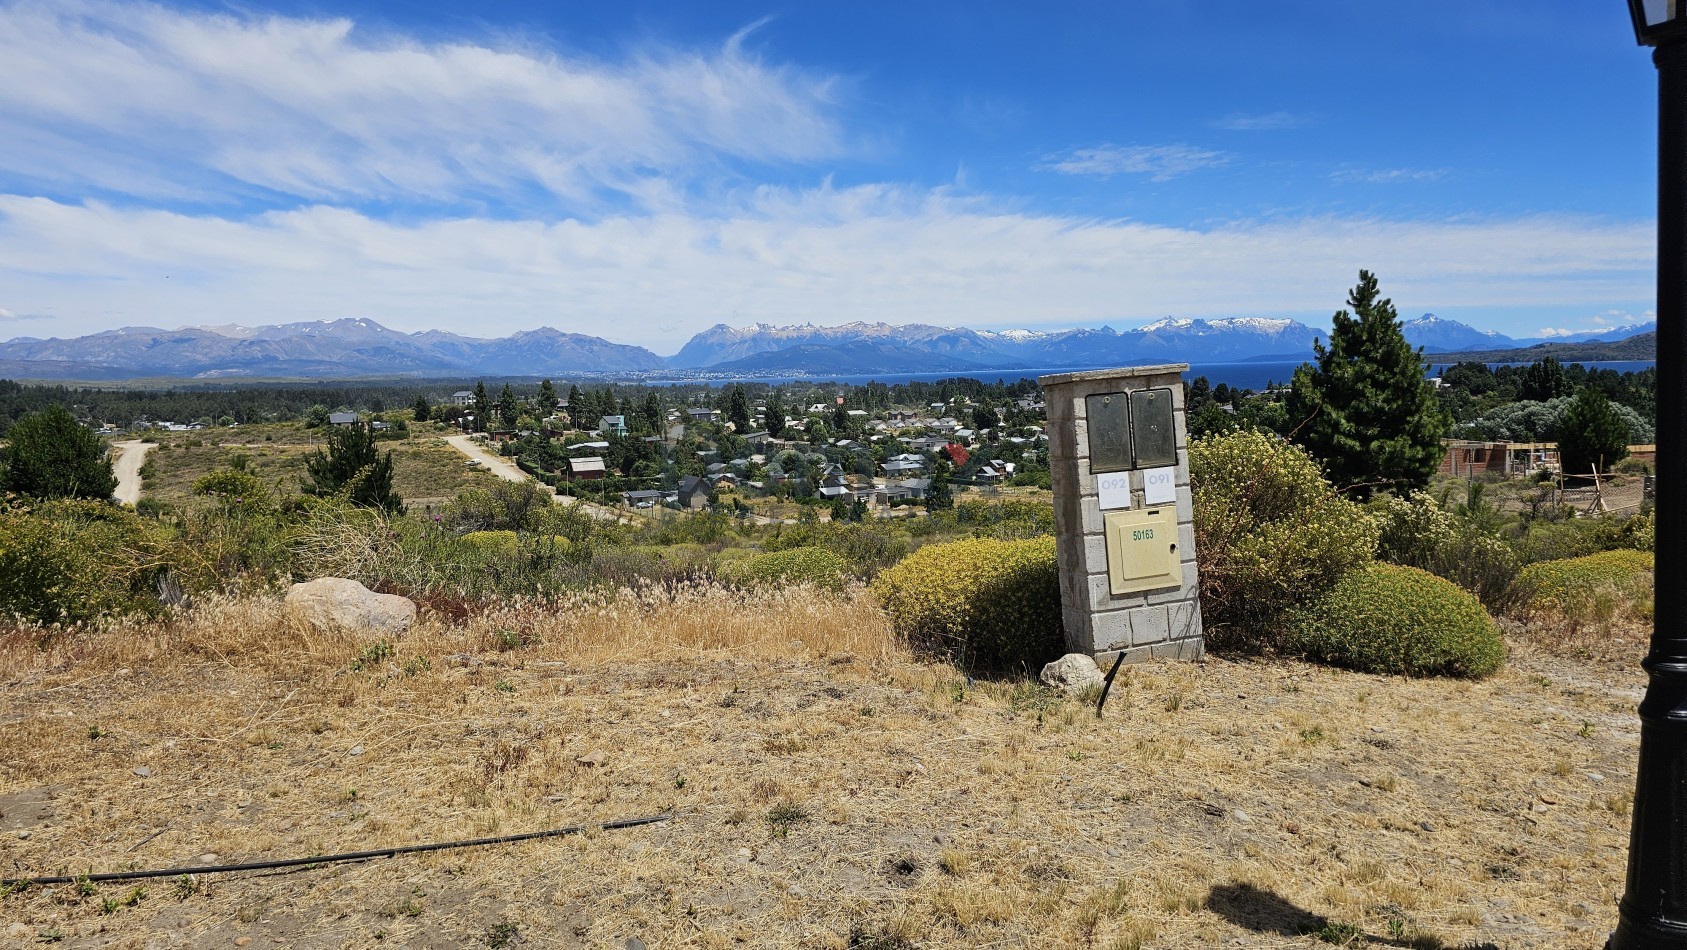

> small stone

[
  {"left": 576, "top": 750, "right": 608, "bottom": 767},
  {"left": 15, "top": 830, "right": 29, "bottom": 840},
  {"left": 1282, "top": 821, "right": 1302, "bottom": 834},
  {"left": 1370, "top": 726, "right": 1383, "bottom": 733},
  {"left": 133, "top": 766, "right": 152, "bottom": 777},
  {"left": 1539, "top": 793, "right": 1559, "bottom": 805},
  {"left": 347, "top": 746, "right": 364, "bottom": 757},
  {"left": 1231, "top": 809, "right": 1252, "bottom": 824},
  {"left": 1039, "top": 653, "right": 1105, "bottom": 695},
  {"left": 198, "top": 852, "right": 219, "bottom": 864},
  {"left": 236, "top": 799, "right": 253, "bottom": 809},
  {"left": 1418, "top": 820, "right": 1436, "bottom": 833},
  {"left": 1106, "top": 847, "right": 1122, "bottom": 858},
  {"left": 1532, "top": 803, "right": 1549, "bottom": 814},
  {"left": 235, "top": 938, "right": 252, "bottom": 947},
  {"left": 1588, "top": 772, "right": 1606, "bottom": 783},
  {"left": 7, "top": 923, "right": 30, "bottom": 940},
  {"left": 624, "top": 939, "right": 646, "bottom": 950}
]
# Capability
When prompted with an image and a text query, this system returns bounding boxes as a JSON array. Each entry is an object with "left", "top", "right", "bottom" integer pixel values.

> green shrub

[
  {"left": 1369, "top": 493, "right": 1521, "bottom": 611},
  {"left": 1285, "top": 564, "right": 1505, "bottom": 678},
  {"left": 1190, "top": 429, "right": 1378, "bottom": 648},
  {"left": 722, "top": 546, "right": 847, "bottom": 591},
  {"left": 192, "top": 468, "right": 272, "bottom": 510},
  {"left": 0, "top": 500, "right": 169, "bottom": 624},
  {"left": 952, "top": 498, "right": 1056, "bottom": 540},
  {"left": 459, "top": 530, "right": 520, "bottom": 558},
  {"left": 1516, "top": 549, "right": 1654, "bottom": 622},
  {"left": 870, "top": 536, "right": 1060, "bottom": 671}
]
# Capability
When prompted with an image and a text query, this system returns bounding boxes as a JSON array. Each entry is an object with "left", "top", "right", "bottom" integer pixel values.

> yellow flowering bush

[
  {"left": 1369, "top": 492, "right": 1521, "bottom": 611},
  {"left": 870, "top": 536, "right": 1060, "bottom": 670},
  {"left": 459, "top": 530, "right": 520, "bottom": 557},
  {"left": 1285, "top": 564, "right": 1505, "bottom": 678},
  {"left": 1516, "top": 549, "right": 1654, "bottom": 622},
  {"left": 1191, "top": 429, "right": 1378, "bottom": 649}
]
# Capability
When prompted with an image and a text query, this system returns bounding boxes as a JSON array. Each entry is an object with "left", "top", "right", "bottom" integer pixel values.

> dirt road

[
  {"left": 110, "top": 440, "right": 154, "bottom": 506},
  {"left": 444, "top": 435, "right": 625, "bottom": 522}
]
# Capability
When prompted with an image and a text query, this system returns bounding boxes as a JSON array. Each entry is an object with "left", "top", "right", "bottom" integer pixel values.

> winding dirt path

[
  {"left": 444, "top": 435, "right": 627, "bottom": 523},
  {"left": 110, "top": 439, "right": 154, "bottom": 506}
]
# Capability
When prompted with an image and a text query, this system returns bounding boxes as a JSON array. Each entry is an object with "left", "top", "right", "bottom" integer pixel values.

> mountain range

[{"left": 0, "top": 314, "right": 1657, "bottom": 381}]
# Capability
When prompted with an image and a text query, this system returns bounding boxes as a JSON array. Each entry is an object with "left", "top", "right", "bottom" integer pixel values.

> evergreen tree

[
  {"left": 303, "top": 421, "right": 402, "bottom": 512},
  {"left": 498, "top": 384, "right": 518, "bottom": 428},
  {"left": 412, "top": 395, "right": 431, "bottom": 422},
  {"left": 1285, "top": 271, "right": 1448, "bottom": 498},
  {"left": 727, "top": 384, "right": 752, "bottom": 432},
  {"left": 831, "top": 404, "right": 849, "bottom": 433},
  {"left": 1, "top": 405, "right": 117, "bottom": 500},
  {"left": 765, "top": 391, "right": 787, "bottom": 438},
  {"left": 536, "top": 379, "right": 558, "bottom": 413},
  {"left": 925, "top": 460, "right": 955, "bottom": 511},
  {"left": 1519, "top": 357, "right": 1573, "bottom": 403},
  {"left": 639, "top": 392, "right": 663, "bottom": 435},
  {"left": 471, "top": 381, "right": 491, "bottom": 433},
  {"left": 565, "top": 384, "right": 584, "bottom": 428},
  {"left": 1557, "top": 388, "right": 1631, "bottom": 476}
]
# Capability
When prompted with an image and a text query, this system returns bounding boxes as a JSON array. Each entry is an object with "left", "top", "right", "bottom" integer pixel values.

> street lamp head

[{"left": 1631, "top": 0, "right": 1687, "bottom": 45}]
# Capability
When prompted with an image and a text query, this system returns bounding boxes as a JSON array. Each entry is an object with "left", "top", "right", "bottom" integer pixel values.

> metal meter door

[
  {"left": 1085, "top": 392, "right": 1133, "bottom": 474},
  {"left": 1102, "top": 507, "right": 1181, "bottom": 595},
  {"left": 1129, "top": 388, "right": 1177, "bottom": 469}
]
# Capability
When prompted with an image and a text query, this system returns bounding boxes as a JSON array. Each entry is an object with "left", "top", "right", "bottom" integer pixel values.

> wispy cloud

[
  {"left": 0, "top": 0, "right": 845, "bottom": 210},
  {"left": 0, "top": 192, "right": 1651, "bottom": 352},
  {"left": 1332, "top": 166, "right": 1449, "bottom": 184},
  {"left": 1211, "top": 111, "right": 1314, "bottom": 131},
  {"left": 1038, "top": 144, "right": 1227, "bottom": 181},
  {"left": 0, "top": 306, "right": 48, "bottom": 321}
]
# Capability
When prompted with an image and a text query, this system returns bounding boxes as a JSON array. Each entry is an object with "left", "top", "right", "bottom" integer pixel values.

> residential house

[
  {"left": 678, "top": 475, "right": 712, "bottom": 509},
  {"left": 452, "top": 391, "right": 475, "bottom": 407},
  {"left": 598, "top": 415, "right": 629, "bottom": 436},
  {"left": 882, "top": 454, "right": 925, "bottom": 477},
  {"left": 567, "top": 457, "right": 607, "bottom": 481},
  {"left": 328, "top": 411, "right": 359, "bottom": 427},
  {"left": 687, "top": 407, "right": 719, "bottom": 424},
  {"left": 622, "top": 489, "right": 665, "bottom": 508}
]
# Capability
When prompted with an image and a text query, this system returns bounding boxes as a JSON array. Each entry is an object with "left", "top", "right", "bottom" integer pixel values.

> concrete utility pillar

[{"left": 1040, "top": 364, "right": 1204, "bottom": 664}]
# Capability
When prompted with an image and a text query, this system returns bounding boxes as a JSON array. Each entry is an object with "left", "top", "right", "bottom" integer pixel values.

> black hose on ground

[{"left": 1, "top": 812, "right": 675, "bottom": 888}]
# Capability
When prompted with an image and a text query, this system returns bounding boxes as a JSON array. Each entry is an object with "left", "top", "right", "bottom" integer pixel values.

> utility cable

[{"left": 2, "top": 811, "right": 675, "bottom": 888}]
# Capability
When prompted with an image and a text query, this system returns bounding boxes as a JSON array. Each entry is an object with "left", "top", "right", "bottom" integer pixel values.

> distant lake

[{"left": 677, "top": 359, "right": 1657, "bottom": 392}]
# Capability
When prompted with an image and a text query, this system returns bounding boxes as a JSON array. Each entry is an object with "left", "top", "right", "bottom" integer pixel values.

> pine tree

[
  {"left": 472, "top": 382, "right": 491, "bottom": 433},
  {"left": 303, "top": 422, "right": 402, "bottom": 512},
  {"left": 498, "top": 384, "right": 518, "bottom": 428},
  {"left": 412, "top": 395, "right": 431, "bottom": 422},
  {"left": 536, "top": 379, "right": 558, "bottom": 413},
  {"left": 1557, "top": 388, "right": 1631, "bottom": 476},
  {"left": 565, "top": 384, "right": 584, "bottom": 428},
  {"left": 1285, "top": 270, "right": 1448, "bottom": 498},
  {"left": 640, "top": 392, "right": 663, "bottom": 434},
  {"left": 1, "top": 405, "right": 118, "bottom": 500},
  {"left": 727, "top": 384, "right": 752, "bottom": 433},
  {"left": 925, "top": 460, "right": 955, "bottom": 511}
]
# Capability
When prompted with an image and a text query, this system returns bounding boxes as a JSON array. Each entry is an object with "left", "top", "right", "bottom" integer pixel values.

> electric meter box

[{"left": 1103, "top": 507, "right": 1181, "bottom": 595}]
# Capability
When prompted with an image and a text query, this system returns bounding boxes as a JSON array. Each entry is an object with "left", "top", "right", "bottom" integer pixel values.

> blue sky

[{"left": 0, "top": 0, "right": 1662, "bottom": 353}]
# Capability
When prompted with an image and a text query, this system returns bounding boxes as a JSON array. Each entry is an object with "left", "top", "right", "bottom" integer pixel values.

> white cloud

[
  {"left": 1332, "top": 167, "right": 1449, "bottom": 184},
  {"left": 0, "top": 305, "right": 47, "bottom": 321},
  {"left": 0, "top": 191, "right": 1652, "bottom": 353},
  {"left": 0, "top": 1, "right": 844, "bottom": 208},
  {"left": 1038, "top": 144, "right": 1228, "bottom": 181},
  {"left": 1211, "top": 111, "right": 1313, "bottom": 131}
]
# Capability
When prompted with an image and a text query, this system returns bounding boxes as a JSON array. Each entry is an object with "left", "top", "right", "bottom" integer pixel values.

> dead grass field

[
  {"left": 137, "top": 426, "right": 490, "bottom": 509},
  {"left": 0, "top": 589, "right": 1646, "bottom": 949}
]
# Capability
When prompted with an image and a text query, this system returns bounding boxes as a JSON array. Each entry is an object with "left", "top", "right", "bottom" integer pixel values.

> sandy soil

[{"left": 108, "top": 440, "right": 154, "bottom": 506}]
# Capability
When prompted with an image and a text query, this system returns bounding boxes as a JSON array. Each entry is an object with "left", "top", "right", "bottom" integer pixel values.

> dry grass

[
  {"left": 138, "top": 426, "right": 489, "bottom": 509},
  {"left": 0, "top": 588, "right": 1643, "bottom": 948}
]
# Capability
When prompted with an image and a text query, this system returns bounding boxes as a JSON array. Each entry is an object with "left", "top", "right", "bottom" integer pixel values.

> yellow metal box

[{"left": 1103, "top": 507, "right": 1181, "bottom": 595}]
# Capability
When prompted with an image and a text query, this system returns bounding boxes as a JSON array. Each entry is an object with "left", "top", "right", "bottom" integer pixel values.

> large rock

[
  {"left": 284, "top": 578, "right": 416, "bottom": 637},
  {"left": 1040, "top": 653, "right": 1105, "bottom": 695}
]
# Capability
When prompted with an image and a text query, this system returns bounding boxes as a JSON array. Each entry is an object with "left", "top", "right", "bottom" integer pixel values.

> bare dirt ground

[
  {"left": 108, "top": 441, "right": 154, "bottom": 507},
  {"left": 0, "top": 590, "right": 1647, "bottom": 948}
]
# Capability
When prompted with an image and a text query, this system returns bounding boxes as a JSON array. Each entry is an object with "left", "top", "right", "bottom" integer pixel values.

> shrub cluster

[
  {"left": 1516, "top": 549, "right": 1655, "bottom": 623},
  {"left": 721, "top": 546, "right": 847, "bottom": 592},
  {"left": 870, "top": 536, "right": 1061, "bottom": 671},
  {"left": 1190, "top": 429, "right": 1378, "bottom": 648},
  {"left": 1370, "top": 492, "right": 1520, "bottom": 611},
  {"left": 0, "top": 499, "right": 169, "bottom": 624},
  {"left": 1285, "top": 564, "right": 1506, "bottom": 678}
]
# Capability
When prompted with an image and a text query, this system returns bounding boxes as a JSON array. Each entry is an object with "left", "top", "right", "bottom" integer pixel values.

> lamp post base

[{"left": 1610, "top": 913, "right": 1687, "bottom": 950}]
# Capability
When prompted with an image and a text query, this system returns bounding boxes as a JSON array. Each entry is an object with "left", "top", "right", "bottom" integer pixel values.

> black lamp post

[{"left": 1615, "top": 2, "right": 1687, "bottom": 947}]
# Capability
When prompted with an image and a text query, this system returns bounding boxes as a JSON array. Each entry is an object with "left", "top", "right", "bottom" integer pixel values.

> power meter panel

[{"left": 1103, "top": 507, "right": 1181, "bottom": 595}]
